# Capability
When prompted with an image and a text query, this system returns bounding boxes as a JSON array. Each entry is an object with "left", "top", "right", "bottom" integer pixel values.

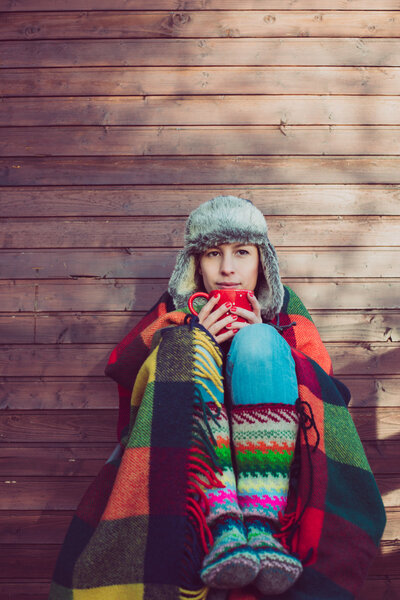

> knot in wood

[
  {"left": 171, "top": 12, "right": 190, "bottom": 26},
  {"left": 264, "top": 15, "right": 276, "bottom": 24},
  {"left": 24, "top": 25, "right": 41, "bottom": 37}
]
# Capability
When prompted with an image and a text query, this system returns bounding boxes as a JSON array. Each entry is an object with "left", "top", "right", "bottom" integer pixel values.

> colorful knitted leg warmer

[
  {"left": 227, "top": 325, "right": 303, "bottom": 595},
  {"left": 232, "top": 403, "right": 302, "bottom": 595},
  {"left": 191, "top": 327, "right": 259, "bottom": 589}
]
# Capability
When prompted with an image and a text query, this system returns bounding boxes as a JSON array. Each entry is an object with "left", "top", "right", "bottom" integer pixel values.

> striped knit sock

[
  {"left": 200, "top": 516, "right": 259, "bottom": 589},
  {"left": 232, "top": 402, "right": 302, "bottom": 594},
  {"left": 246, "top": 518, "right": 302, "bottom": 595}
]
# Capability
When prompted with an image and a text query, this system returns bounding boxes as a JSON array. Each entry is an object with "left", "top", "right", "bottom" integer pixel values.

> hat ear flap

[
  {"left": 257, "top": 243, "right": 284, "bottom": 320},
  {"left": 168, "top": 250, "right": 198, "bottom": 309}
]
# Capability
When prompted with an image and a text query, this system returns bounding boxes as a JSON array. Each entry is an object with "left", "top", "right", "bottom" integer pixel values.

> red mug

[{"left": 188, "top": 289, "right": 253, "bottom": 335}]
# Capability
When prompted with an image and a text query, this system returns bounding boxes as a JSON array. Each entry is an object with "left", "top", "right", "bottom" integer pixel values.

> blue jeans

[{"left": 226, "top": 323, "right": 298, "bottom": 407}]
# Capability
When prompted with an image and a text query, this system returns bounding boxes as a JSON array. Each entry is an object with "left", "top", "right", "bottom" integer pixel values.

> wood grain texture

[
  {"left": 0, "top": 280, "right": 398, "bottom": 312},
  {"left": 1, "top": 508, "right": 398, "bottom": 544},
  {"left": 2, "top": 39, "right": 399, "bottom": 67},
  {"left": 0, "top": 440, "right": 398, "bottom": 475},
  {"left": 3, "top": 96, "right": 400, "bottom": 126},
  {"left": 3, "top": 67, "right": 400, "bottom": 96},
  {"left": 1, "top": 1, "right": 399, "bottom": 10},
  {"left": 1, "top": 11, "right": 399, "bottom": 40},
  {"left": 2, "top": 543, "right": 399, "bottom": 580},
  {"left": 29, "top": 311, "right": 400, "bottom": 344},
  {"left": 3, "top": 157, "right": 400, "bottom": 185},
  {"left": 3, "top": 126, "right": 400, "bottom": 157},
  {"left": 1, "top": 581, "right": 386, "bottom": 600},
  {"left": 1, "top": 375, "right": 399, "bottom": 409},
  {"left": 1, "top": 185, "right": 399, "bottom": 216},
  {"left": 1, "top": 248, "right": 399, "bottom": 279},
  {"left": 0, "top": 379, "right": 117, "bottom": 410},
  {"left": 1, "top": 373, "right": 399, "bottom": 408},
  {"left": 0, "top": 473, "right": 397, "bottom": 509},
  {"left": 0, "top": 582, "right": 51, "bottom": 600},
  {"left": 0, "top": 445, "right": 114, "bottom": 476},
  {"left": 1, "top": 342, "right": 399, "bottom": 376},
  {"left": 1, "top": 216, "right": 399, "bottom": 248}
]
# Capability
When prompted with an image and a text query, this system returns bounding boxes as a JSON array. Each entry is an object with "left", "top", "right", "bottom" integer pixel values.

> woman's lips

[{"left": 217, "top": 283, "right": 240, "bottom": 288}]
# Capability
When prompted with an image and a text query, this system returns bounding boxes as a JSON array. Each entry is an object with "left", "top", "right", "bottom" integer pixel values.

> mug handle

[{"left": 188, "top": 292, "right": 210, "bottom": 316}]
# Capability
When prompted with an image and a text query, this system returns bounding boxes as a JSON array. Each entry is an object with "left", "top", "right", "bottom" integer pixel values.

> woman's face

[{"left": 198, "top": 243, "right": 259, "bottom": 293}]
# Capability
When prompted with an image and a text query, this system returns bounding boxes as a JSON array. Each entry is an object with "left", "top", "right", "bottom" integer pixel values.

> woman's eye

[
  {"left": 237, "top": 249, "right": 249, "bottom": 256},
  {"left": 207, "top": 251, "right": 219, "bottom": 257}
]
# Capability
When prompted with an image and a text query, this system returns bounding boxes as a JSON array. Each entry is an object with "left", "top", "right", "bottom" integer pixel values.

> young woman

[{"left": 49, "top": 196, "right": 385, "bottom": 600}]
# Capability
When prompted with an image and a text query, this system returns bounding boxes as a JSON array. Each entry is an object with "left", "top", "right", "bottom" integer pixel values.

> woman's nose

[{"left": 220, "top": 255, "right": 235, "bottom": 274}]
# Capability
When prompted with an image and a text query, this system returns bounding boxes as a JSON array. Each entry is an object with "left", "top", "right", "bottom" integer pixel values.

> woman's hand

[
  {"left": 229, "top": 292, "right": 263, "bottom": 332},
  {"left": 197, "top": 294, "right": 237, "bottom": 344},
  {"left": 197, "top": 292, "right": 262, "bottom": 344}
]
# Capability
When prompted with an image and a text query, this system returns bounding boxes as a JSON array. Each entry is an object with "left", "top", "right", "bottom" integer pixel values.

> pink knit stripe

[
  {"left": 207, "top": 488, "right": 239, "bottom": 506},
  {"left": 239, "top": 494, "right": 286, "bottom": 512}
]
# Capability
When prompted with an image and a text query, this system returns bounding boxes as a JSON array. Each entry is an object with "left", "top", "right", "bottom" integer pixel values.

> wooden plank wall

[{"left": 0, "top": 1, "right": 399, "bottom": 598}]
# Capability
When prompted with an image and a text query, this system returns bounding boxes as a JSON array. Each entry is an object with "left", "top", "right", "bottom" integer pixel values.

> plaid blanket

[{"left": 48, "top": 286, "right": 385, "bottom": 600}]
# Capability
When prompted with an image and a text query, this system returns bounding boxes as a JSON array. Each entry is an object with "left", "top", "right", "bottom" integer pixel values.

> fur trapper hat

[{"left": 168, "top": 195, "right": 284, "bottom": 320}]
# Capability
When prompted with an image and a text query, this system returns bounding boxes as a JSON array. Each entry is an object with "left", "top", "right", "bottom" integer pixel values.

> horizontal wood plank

[
  {"left": 3, "top": 157, "right": 400, "bottom": 185},
  {"left": 0, "top": 439, "right": 398, "bottom": 475},
  {"left": 3, "top": 126, "right": 400, "bottom": 157},
  {"left": 0, "top": 410, "right": 118, "bottom": 443},
  {"left": 2, "top": 1, "right": 400, "bottom": 10},
  {"left": 0, "top": 578, "right": 393, "bottom": 600},
  {"left": 1, "top": 369, "right": 399, "bottom": 410},
  {"left": 1, "top": 185, "right": 399, "bottom": 216},
  {"left": 0, "top": 379, "right": 118, "bottom": 410},
  {"left": 1, "top": 542, "right": 399, "bottom": 580},
  {"left": 3, "top": 67, "right": 400, "bottom": 97},
  {"left": 351, "top": 407, "right": 400, "bottom": 442},
  {"left": 1, "top": 375, "right": 399, "bottom": 409},
  {"left": 3, "top": 96, "right": 400, "bottom": 126},
  {"left": 312, "top": 312, "right": 400, "bottom": 343},
  {"left": 1, "top": 11, "right": 399, "bottom": 41},
  {"left": 0, "top": 316, "right": 34, "bottom": 343},
  {"left": 1, "top": 248, "right": 399, "bottom": 279},
  {"left": 0, "top": 511, "right": 76, "bottom": 544},
  {"left": 1, "top": 508, "right": 399, "bottom": 544},
  {"left": 0, "top": 445, "right": 114, "bottom": 476},
  {"left": 30, "top": 311, "right": 400, "bottom": 344},
  {"left": 40, "top": 311, "right": 400, "bottom": 344},
  {"left": 2, "top": 39, "right": 399, "bottom": 68},
  {"left": 0, "top": 473, "right": 397, "bottom": 509},
  {"left": 0, "top": 280, "right": 398, "bottom": 312},
  {"left": 1, "top": 308, "right": 399, "bottom": 346},
  {"left": 0, "top": 407, "right": 399, "bottom": 444},
  {"left": 0, "top": 582, "right": 50, "bottom": 600},
  {"left": 2, "top": 216, "right": 400, "bottom": 248},
  {"left": 345, "top": 377, "right": 400, "bottom": 407},
  {"left": 0, "top": 342, "right": 399, "bottom": 376}
]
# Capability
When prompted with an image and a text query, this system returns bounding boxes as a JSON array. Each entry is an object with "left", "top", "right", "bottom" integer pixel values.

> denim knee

[
  {"left": 228, "top": 323, "right": 289, "bottom": 367},
  {"left": 226, "top": 323, "right": 298, "bottom": 406}
]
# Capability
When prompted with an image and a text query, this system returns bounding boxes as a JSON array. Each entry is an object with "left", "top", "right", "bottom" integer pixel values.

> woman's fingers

[
  {"left": 230, "top": 306, "right": 260, "bottom": 324},
  {"left": 230, "top": 293, "right": 262, "bottom": 323},
  {"left": 197, "top": 297, "right": 237, "bottom": 342},
  {"left": 197, "top": 294, "right": 220, "bottom": 322},
  {"left": 199, "top": 300, "right": 234, "bottom": 328},
  {"left": 215, "top": 328, "right": 236, "bottom": 344},
  {"left": 209, "top": 313, "right": 237, "bottom": 335}
]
